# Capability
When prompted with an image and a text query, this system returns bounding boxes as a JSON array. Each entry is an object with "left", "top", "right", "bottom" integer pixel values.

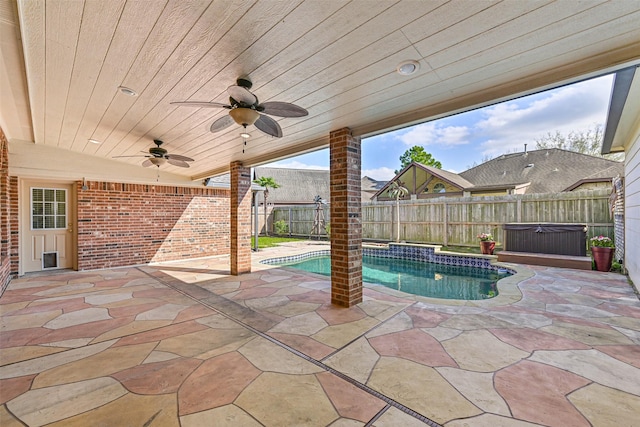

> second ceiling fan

[{"left": 171, "top": 77, "right": 308, "bottom": 138}]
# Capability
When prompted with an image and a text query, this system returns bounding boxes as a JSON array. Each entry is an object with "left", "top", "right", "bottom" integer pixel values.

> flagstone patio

[{"left": 1, "top": 241, "right": 639, "bottom": 426}]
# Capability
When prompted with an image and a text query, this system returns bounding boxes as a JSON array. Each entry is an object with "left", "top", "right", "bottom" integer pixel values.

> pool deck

[{"left": 1, "top": 241, "right": 639, "bottom": 426}]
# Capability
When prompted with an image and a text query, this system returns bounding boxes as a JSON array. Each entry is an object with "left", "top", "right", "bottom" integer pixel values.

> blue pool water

[{"left": 279, "top": 255, "right": 510, "bottom": 300}]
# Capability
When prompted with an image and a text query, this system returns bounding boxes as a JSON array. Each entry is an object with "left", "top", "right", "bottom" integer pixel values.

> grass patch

[{"left": 251, "top": 236, "right": 305, "bottom": 249}]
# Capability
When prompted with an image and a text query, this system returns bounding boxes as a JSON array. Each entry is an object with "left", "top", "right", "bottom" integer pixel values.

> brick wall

[
  {"left": 77, "top": 181, "right": 230, "bottom": 270},
  {"left": 0, "top": 128, "right": 18, "bottom": 294},
  {"left": 230, "top": 162, "right": 252, "bottom": 275}
]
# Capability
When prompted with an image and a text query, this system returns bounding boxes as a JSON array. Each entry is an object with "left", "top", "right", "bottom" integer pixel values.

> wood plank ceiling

[{"left": 2, "top": 0, "right": 640, "bottom": 180}]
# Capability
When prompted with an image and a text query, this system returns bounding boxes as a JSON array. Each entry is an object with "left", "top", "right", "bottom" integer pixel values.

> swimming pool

[{"left": 274, "top": 254, "right": 510, "bottom": 300}]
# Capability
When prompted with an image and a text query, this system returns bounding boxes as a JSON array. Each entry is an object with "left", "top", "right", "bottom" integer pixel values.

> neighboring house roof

[
  {"left": 253, "top": 167, "right": 330, "bottom": 204},
  {"left": 205, "top": 174, "right": 264, "bottom": 191},
  {"left": 361, "top": 176, "right": 386, "bottom": 192},
  {"left": 459, "top": 148, "right": 623, "bottom": 194},
  {"left": 373, "top": 162, "right": 475, "bottom": 199}
]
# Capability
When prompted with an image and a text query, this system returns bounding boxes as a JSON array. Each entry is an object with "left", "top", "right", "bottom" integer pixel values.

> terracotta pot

[
  {"left": 480, "top": 241, "right": 495, "bottom": 255},
  {"left": 592, "top": 246, "right": 614, "bottom": 272}
]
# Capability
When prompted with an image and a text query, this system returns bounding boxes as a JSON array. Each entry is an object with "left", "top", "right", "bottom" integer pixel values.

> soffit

[{"left": 1, "top": 0, "right": 640, "bottom": 181}]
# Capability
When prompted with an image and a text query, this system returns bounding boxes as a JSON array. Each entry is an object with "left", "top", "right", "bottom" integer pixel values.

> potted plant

[
  {"left": 590, "top": 235, "right": 615, "bottom": 272},
  {"left": 477, "top": 233, "right": 495, "bottom": 255}
]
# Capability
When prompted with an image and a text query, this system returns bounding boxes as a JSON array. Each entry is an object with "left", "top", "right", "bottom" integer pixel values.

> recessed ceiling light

[
  {"left": 88, "top": 139, "right": 101, "bottom": 144},
  {"left": 117, "top": 86, "right": 138, "bottom": 96},
  {"left": 240, "top": 132, "right": 251, "bottom": 139},
  {"left": 396, "top": 60, "right": 420, "bottom": 76}
]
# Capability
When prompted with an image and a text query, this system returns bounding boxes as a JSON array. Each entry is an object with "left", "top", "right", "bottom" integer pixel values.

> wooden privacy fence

[{"left": 269, "top": 189, "right": 614, "bottom": 247}]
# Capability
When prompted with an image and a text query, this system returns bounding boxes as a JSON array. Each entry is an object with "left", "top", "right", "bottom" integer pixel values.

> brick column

[
  {"left": 329, "top": 127, "right": 362, "bottom": 307},
  {"left": 230, "top": 161, "right": 252, "bottom": 275}
]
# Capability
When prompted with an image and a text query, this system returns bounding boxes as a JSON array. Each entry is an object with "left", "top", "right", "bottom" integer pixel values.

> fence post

[
  {"left": 517, "top": 198, "right": 522, "bottom": 222},
  {"left": 288, "top": 207, "right": 292, "bottom": 237},
  {"left": 443, "top": 202, "right": 448, "bottom": 246}
]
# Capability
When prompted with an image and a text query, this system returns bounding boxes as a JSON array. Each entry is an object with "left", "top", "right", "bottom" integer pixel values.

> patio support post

[
  {"left": 329, "top": 127, "right": 362, "bottom": 307},
  {"left": 230, "top": 161, "right": 252, "bottom": 275}
]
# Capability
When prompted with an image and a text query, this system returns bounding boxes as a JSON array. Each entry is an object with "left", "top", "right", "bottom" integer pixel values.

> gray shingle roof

[
  {"left": 459, "top": 148, "right": 623, "bottom": 194},
  {"left": 253, "top": 167, "right": 330, "bottom": 204}
]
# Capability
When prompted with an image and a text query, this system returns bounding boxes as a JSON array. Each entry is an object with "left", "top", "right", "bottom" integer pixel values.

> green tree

[
  {"left": 534, "top": 124, "right": 623, "bottom": 160},
  {"left": 396, "top": 146, "right": 442, "bottom": 173},
  {"left": 388, "top": 180, "right": 409, "bottom": 243},
  {"left": 252, "top": 176, "right": 280, "bottom": 236}
]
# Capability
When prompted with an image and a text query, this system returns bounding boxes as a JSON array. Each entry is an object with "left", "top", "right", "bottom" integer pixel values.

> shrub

[{"left": 274, "top": 220, "right": 288, "bottom": 236}]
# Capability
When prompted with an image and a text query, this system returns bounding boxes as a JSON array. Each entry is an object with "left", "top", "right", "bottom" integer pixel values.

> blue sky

[{"left": 265, "top": 74, "right": 614, "bottom": 180}]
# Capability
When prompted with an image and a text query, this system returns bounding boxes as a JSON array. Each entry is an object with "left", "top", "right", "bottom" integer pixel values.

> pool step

[{"left": 497, "top": 251, "right": 592, "bottom": 270}]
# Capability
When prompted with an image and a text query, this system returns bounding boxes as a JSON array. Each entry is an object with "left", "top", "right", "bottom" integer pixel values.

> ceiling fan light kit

[
  {"left": 172, "top": 77, "right": 308, "bottom": 138},
  {"left": 229, "top": 107, "right": 260, "bottom": 126}
]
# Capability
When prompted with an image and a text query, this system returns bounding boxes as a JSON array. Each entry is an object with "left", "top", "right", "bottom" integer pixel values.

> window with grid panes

[{"left": 31, "top": 188, "right": 66, "bottom": 230}]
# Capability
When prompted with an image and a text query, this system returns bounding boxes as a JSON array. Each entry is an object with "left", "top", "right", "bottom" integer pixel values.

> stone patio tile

[
  {"left": 421, "top": 326, "right": 463, "bottom": 341},
  {"left": 368, "top": 357, "right": 481, "bottom": 424},
  {"left": 44, "top": 307, "right": 112, "bottom": 329},
  {"left": 239, "top": 336, "right": 324, "bottom": 374},
  {"left": 244, "top": 295, "right": 320, "bottom": 317},
  {"left": 316, "top": 371, "right": 386, "bottom": 422},
  {"left": 0, "top": 301, "right": 29, "bottom": 315},
  {"left": 106, "top": 301, "right": 167, "bottom": 318},
  {"left": 33, "top": 282, "right": 96, "bottom": 297},
  {"left": 369, "top": 329, "right": 458, "bottom": 367},
  {"left": 93, "top": 278, "right": 135, "bottom": 288},
  {"left": 289, "top": 289, "right": 332, "bottom": 304},
  {"left": 7, "top": 377, "right": 127, "bottom": 426},
  {"left": 436, "top": 367, "right": 510, "bottom": 415},
  {"left": 0, "top": 346, "right": 67, "bottom": 366},
  {"left": 568, "top": 383, "right": 640, "bottom": 427},
  {"left": 195, "top": 313, "right": 245, "bottom": 329},
  {"left": 232, "top": 286, "right": 279, "bottom": 300},
  {"left": 312, "top": 317, "right": 380, "bottom": 348},
  {"left": 0, "top": 375, "right": 35, "bottom": 404},
  {"left": 33, "top": 341, "right": 157, "bottom": 388},
  {"left": 269, "top": 311, "right": 329, "bottom": 335},
  {"left": 317, "top": 304, "right": 367, "bottom": 325},
  {"left": 84, "top": 292, "right": 133, "bottom": 305},
  {"left": 442, "top": 330, "right": 529, "bottom": 372},
  {"left": 1, "top": 310, "right": 62, "bottom": 331},
  {"left": 33, "top": 316, "right": 135, "bottom": 345},
  {"left": 521, "top": 289, "right": 571, "bottom": 304},
  {"left": 404, "top": 304, "right": 452, "bottom": 327},
  {"left": 156, "top": 327, "right": 255, "bottom": 359},
  {"left": 597, "top": 301, "right": 640, "bottom": 318},
  {"left": 495, "top": 360, "right": 590, "bottom": 426},
  {"left": 112, "top": 320, "right": 209, "bottom": 347},
  {"left": 236, "top": 372, "right": 339, "bottom": 426},
  {"left": 178, "top": 352, "right": 260, "bottom": 415},
  {"left": 0, "top": 404, "right": 24, "bottom": 427},
  {"left": 440, "top": 313, "right": 516, "bottom": 330},
  {"left": 545, "top": 303, "right": 620, "bottom": 319},
  {"left": 92, "top": 320, "right": 173, "bottom": 343},
  {"left": 358, "top": 299, "right": 409, "bottom": 321},
  {"left": 113, "top": 357, "right": 202, "bottom": 394},
  {"left": 373, "top": 406, "right": 430, "bottom": 426},
  {"left": 135, "top": 303, "right": 190, "bottom": 321},
  {"left": 541, "top": 321, "right": 633, "bottom": 345},
  {"left": 325, "top": 337, "right": 380, "bottom": 383},
  {"left": 180, "top": 405, "right": 262, "bottom": 427},
  {"left": 489, "top": 328, "right": 590, "bottom": 352},
  {"left": 595, "top": 344, "right": 640, "bottom": 368},
  {"left": 6, "top": 297, "right": 89, "bottom": 315},
  {"left": 269, "top": 332, "right": 335, "bottom": 360},
  {"left": 485, "top": 310, "right": 552, "bottom": 328},
  {"left": 0, "top": 339, "right": 115, "bottom": 379},
  {"left": 366, "top": 311, "right": 413, "bottom": 338},
  {"left": 46, "top": 391, "right": 179, "bottom": 427},
  {"left": 0, "top": 327, "right": 51, "bottom": 349},
  {"left": 444, "top": 413, "right": 543, "bottom": 426},
  {"left": 529, "top": 349, "right": 640, "bottom": 395}
]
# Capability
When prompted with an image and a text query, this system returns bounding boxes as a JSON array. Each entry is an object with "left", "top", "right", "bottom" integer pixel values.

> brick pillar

[
  {"left": 230, "top": 161, "right": 252, "bottom": 275},
  {"left": 329, "top": 128, "right": 362, "bottom": 307}
]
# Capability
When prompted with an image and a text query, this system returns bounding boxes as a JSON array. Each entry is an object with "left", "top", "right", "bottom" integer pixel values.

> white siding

[{"left": 624, "top": 132, "right": 640, "bottom": 284}]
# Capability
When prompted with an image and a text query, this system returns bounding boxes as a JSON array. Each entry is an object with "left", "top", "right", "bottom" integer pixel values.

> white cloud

[
  {"left": 263, "top": 160, "right": 329, "bottom": 170},
  {"left": 361, "top": 167, "right": 395, "bottom": 181},
  {"left": 475, "top": 75, "right": 613, "bottom": 157},
  {"left": 396, "top": 122, "right": 470, "bottom": 147}
]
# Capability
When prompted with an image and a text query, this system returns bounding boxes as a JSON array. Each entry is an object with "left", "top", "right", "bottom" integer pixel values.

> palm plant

[
  {"left": 388, "top": 180, "right": 409, "bottom": 242},
  {"left": 252, "top": 176, "right": 280, "bottom": 236}
]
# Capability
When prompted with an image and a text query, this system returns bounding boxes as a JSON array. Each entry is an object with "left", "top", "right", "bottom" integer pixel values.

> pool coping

[{"left": 260, "top": 242, "right": 533, "bottom": 306}]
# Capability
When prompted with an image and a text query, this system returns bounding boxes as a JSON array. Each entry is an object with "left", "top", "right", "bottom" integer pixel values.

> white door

[{"left": 21, "top": 181, "right": 74, "bottom": 273}]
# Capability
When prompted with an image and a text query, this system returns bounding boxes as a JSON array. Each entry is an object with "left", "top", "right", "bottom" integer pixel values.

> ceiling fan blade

[
  {"left": 166, "top": 153, "right": 194, "bottom": 162},
  {"left": 260, "top": 101, "right": 308, "bottom": 117},
  {"left": 210, "top": 115, "right": 235, "bottom": 133},
  {"left": 167, "top": 158, "right": 190, "bottom": 168},
  {"left": 227, "top": 85, "right": 257, "bottom": 105},
  {"left": 254, "top": 114, "right": 283, "bottom": 138},
  {"left": 170, "top": 101, "right": 231, "bottom": 109},
  {"left": 142, "top": 159, "right": 153, "bottom": 167}
]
